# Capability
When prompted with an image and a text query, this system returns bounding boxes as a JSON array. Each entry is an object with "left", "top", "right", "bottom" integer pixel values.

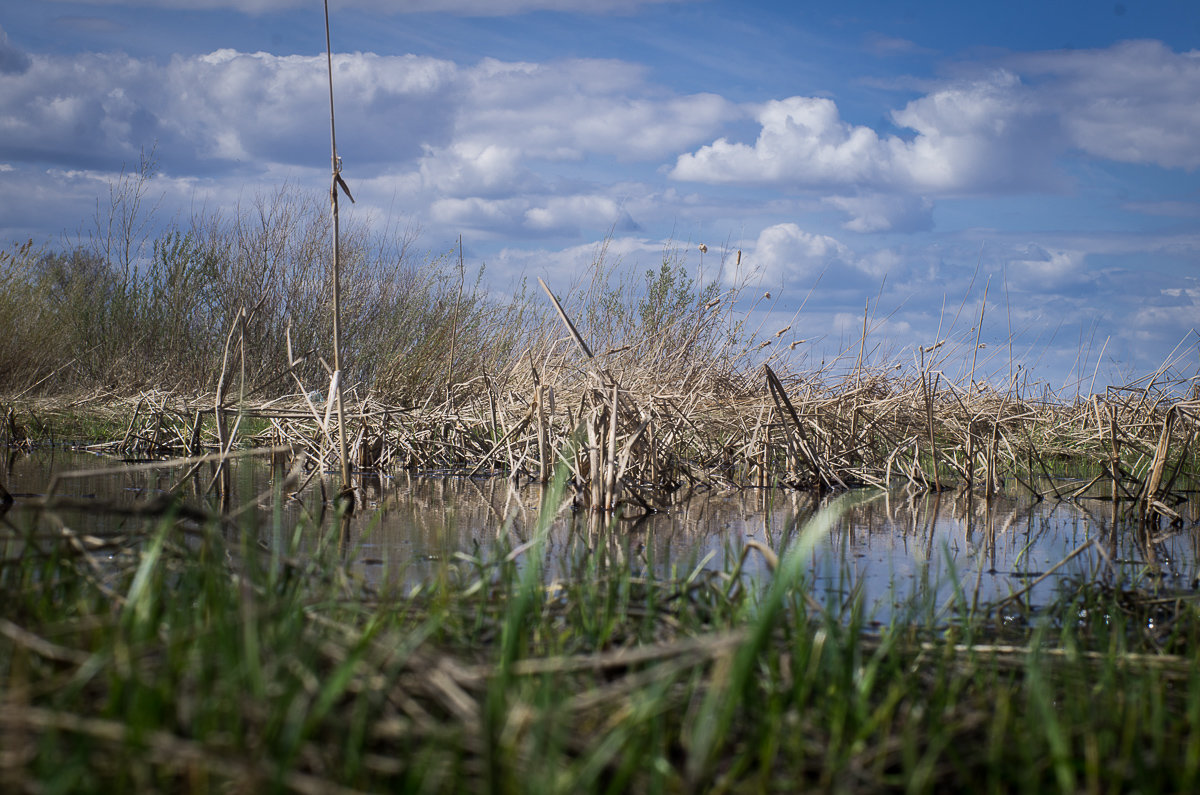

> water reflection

[{"left": 3, "top": 450, "right": 1197, "bottom": 620}]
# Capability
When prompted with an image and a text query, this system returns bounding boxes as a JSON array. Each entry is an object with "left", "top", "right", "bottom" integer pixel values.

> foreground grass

[{"left": 3, "top": 477, "right": 1200, "bottom": 794}]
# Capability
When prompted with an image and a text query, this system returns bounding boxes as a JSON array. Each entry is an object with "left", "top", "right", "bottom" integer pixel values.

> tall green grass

[{"left": 2, "top": 480, "right": 1199, "bottom": 793}]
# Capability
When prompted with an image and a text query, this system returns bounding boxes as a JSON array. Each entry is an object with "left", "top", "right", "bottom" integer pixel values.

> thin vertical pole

[{"left": 324, "top": 0, "right": 353, "bottom": 512}]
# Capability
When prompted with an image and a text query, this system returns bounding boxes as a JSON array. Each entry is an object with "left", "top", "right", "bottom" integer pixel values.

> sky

[{"left": 1, "top": 0, "right": 1198, "bottom": 392}]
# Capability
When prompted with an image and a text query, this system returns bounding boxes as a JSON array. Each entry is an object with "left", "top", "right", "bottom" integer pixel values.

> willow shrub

[{"left": 0, "top": 185, "right": 535, "bottom": 402}]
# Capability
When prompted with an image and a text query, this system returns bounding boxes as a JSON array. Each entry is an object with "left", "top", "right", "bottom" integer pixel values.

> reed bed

[
  {"left": 3, "top": 171, "right": 1196, "bottom": 521},
  {"left": 13, "top": 323, "right": 1193, "bottom": 531}
]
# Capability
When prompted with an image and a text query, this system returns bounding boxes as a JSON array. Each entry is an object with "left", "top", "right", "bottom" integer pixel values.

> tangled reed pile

[{"left": 11, "top": 278, "right": 1194, "bottom": 530}]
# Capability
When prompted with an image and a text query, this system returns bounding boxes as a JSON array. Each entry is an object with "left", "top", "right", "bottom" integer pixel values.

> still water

[{"left": 4, "top": 449, "right": 1198, "bottom": 619}]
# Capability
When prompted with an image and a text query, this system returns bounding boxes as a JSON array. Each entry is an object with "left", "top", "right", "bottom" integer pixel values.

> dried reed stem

[{"left": 324, "top": 0, "right": 353, "bottom": 511}]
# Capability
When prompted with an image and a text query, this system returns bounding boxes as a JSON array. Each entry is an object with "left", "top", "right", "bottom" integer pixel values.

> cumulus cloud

[
  {"left": 1012, "top": 40, "right": 1200, "bottom": 170},
  {"left": 671, "top": 96, "right": 890, "bottom": 187},
  {"left": 0, "top": 28, "right": 740, "bottom": 249},
  {"left": 888, "top": 70, "right": 1064, "bottom": 192},
  {"left": 1002, "top": 244, "right": 1087, "bottom": 292},
  {"left": 0, "top": 48, "right": 459, "bottom": 170},
  {"left": 524, "top": 195, "right": 627, "bottom": 234},
  {"left": 672, "top": 71, "right": 1063, "bottom": 194},
  {"left": 171, "top": 50, "right": 458, "bottom": 166},
  {"left": 457, "top": 58, "right": 734, "bottom": 162},
  {"left": 743, "top": 223, "right": 856, "bottom": 286},
  {"left": 430, "top": 196, "right": 528, "bottom": 232},
  {"left": 417, "top": 142, "right": 533, "bottom": 197},
  {"left": 428, "top": 192, "right": 636, "bottom": 237},
  {"left": 673, "top": 41, "right": 1200, "bottom": 197},
  {"left": 1129, "top": 285, "right": 1200, "bottom": 342},
  {"left": 822, "top": 193, "right": 934, "bottom": 233},
  {"left": 0, "top": 44, "right": 732, "bottom": 185},
  {"left": 0, "top": 51, "right": 157, "bottom": 167},
  {"left": 487, "top": 235, "right": 665, "bottom": 287}
]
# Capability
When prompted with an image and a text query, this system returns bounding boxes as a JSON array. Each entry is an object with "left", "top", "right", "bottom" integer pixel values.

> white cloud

[
  {"left": 672, "top": 71, "right": 1063, "bottom": 195},
  {"left": 457, "top": 58, "right": 735, "bottom": 162},
  {"left": 673, "top": 41, "right": 1200, "bottom": 197},
  {"left": 0, "top": 48, "right": 460, "bottom": 170},
  {"left": 353, "top": 0, "right": 689, "bottom": 12},
  {"left": 429, "top": 196, "right": 528, "bottom": 232},
  {"left": 417, "top": 142, "right": 532, "bottom": 197},
  {"left": 524, "top": 195, "right": 623, "bottom": 233},
  {"left": 428, "top": 192, "right": 631, "bottom": 237},
  {"left": 1002, "top": 244, "right": 1087, "bottom": 292},
  {"left": 863, "top": 34, "right": 935, "bottom": 58},
  {"left": 0, "top": 36, "right": 739, "bottom": 248},
  {"left": 1131, "top": 299, "right": 1199, "bottom": 344},
  {"left": 823, "top": 194, "right": 934, "bottom": 233},
  {"left": 1012, "top": 40, "right": 1200, "bottom": 170},
  {"left": 165, "top": 50, "right": 457, "bottom": 166},
  {"left": 887, "top": 70, "right": 1063, "bottom": 193},
  {"left": 0, "top": 52, "right": 149, "bottom": 166},
  {"left": 856, "top": 247, "right": 903, "bottom": 280},
  {"left": 671, "top": 96, "right": 891, "bottom": 187},
  {"left": 0, "top": 45, "right": 733, "bottom": 199},
  {"left": 1123, "top": 200, "right": 1200, "bottom": 218},
  {"left": 487, "top": 235, "right": 664, "bottom": 287},
  {"left": 743, "top": 223, "right": 854, "bottom": 286}
]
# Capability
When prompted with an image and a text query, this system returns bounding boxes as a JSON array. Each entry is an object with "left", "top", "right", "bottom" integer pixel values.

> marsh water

[{"left": 5, "top": 448, "right": 1199, "bottom": 620}]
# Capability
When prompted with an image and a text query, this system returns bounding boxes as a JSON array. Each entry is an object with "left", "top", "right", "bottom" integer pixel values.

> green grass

[{"left": 3, "top": 475, "right": 1200, "bottom": 794}]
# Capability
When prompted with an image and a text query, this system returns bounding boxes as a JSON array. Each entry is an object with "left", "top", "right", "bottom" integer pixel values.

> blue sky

[{"left": 1, "top": 0, "right": 1198, "bottom": 391}]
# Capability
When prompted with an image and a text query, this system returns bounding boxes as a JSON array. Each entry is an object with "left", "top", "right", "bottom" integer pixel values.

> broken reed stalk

[
  {"left": 850, "top": 299, "right": 868, "bottom": 459},
  {"left": 1142, "top": 405, "right": 1177, "bottom": 522},
  {"left": 211, "top": 307, "right": 244, "bottom": 512},
  {"left": 606, "top": 383, "right": 619, "bottom": 512},
  {"left": 926, "top": 370, "right": 941, "bottom": 492},
  {"left": 538, "top": 277, "right": 595, "bottom": 360},
  {"left": 324, "top": 0, "right": 353, "bottom": 511},
  {"left": 447, "top": 235, "right": 464, "bottom": 398},
  {"left": 764, "top": 364, "right": 827, "bottom": 490},
  {"left": 969, "top": 277, "right": 988, "bottom": 391}
]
